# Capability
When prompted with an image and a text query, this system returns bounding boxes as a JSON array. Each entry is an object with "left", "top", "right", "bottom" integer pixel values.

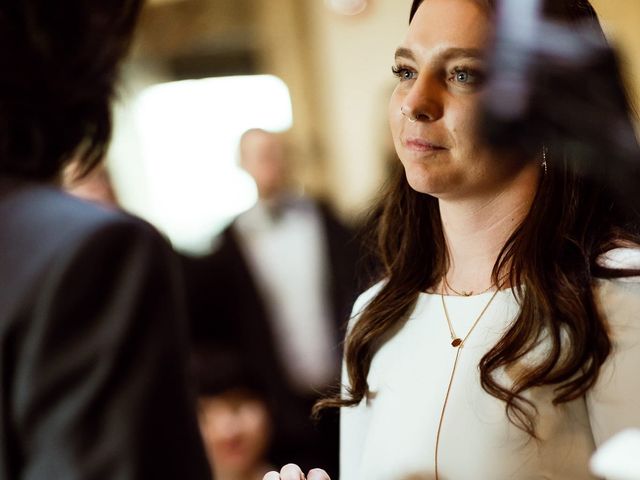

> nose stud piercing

[{"left": 401, "top": 106, "right": 418, "bottom": 123}]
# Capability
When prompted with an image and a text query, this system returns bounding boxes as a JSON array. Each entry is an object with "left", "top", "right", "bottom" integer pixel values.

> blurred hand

[{"left": 263, "top": 463, "right": 331, "bottom": 480}]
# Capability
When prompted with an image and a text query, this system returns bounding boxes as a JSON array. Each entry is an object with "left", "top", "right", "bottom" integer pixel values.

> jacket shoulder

[{"left": 0, "top": 183, "right": 159, "bottom": 250}]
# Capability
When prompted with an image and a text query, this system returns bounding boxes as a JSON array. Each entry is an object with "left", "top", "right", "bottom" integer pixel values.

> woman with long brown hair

[{"left": 266, "top": 0, "right": 640, "bottom": 479}]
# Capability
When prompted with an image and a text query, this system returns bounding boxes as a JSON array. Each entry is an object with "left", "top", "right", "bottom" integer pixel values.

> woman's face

[{"left": 389, "top": 0, "right": 530, "bottom": 200}]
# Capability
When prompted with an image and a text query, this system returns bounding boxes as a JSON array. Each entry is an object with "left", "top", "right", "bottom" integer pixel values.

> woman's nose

[{"left": 401, "top": 73, "right": 444, "bottom": 122}]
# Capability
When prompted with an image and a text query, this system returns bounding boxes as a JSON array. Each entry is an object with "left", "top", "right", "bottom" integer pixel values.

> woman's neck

[{"left": 438, "top": 164, "right": 539, "bottom": 294}]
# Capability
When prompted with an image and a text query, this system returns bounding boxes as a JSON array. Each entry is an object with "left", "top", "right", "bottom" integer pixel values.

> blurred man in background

[
  {"left": 0, "top": 1, "right": 210, "bottom": 478},
  {"left": 184, "top": 128, "right": 360, "bottom": 478}
]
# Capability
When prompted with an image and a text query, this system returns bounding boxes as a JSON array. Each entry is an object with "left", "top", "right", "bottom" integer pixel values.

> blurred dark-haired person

[
  {"left": 193, "top": 349, "right": 274, "bottom": 480},
  {"left": 0, "top": 1, "right": 210, "bottom": 479}
]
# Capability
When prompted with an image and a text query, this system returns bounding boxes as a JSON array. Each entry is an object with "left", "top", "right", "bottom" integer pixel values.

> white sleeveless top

[{"left": 340, "top": 251, "right": 640, "bottom": 480}]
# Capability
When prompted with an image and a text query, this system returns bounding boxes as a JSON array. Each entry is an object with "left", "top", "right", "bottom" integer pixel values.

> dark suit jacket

[
  {"left": 182, "top": 202, "right": 360, "bottom": 477},
  {"left": 0, "top": 177, "right": 211, "bottom": 480}
]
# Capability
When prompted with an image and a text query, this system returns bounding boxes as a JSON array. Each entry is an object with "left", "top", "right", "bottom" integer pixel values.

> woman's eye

[
  {"left": 392, "top": 65, "right": 416, "bottom": 81},
  {"left": 450, "top": 67, "right": 484, "bottom": 86},
  {"left": 456, "top": 70, "right": 470, "bottom": 83}
]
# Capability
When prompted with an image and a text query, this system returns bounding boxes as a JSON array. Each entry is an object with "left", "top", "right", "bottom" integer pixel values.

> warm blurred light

[
  {"left": 147, "top": 0, "right": 187, "bottom": 5},
  {"left": 325, "top": 0, "right": 368, "bottom": 16},
  {"left": 132, "top": 75, "right": 293, "bottom": 254}
]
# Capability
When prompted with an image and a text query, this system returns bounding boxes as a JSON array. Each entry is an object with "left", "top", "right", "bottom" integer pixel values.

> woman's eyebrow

[
  {"left": 394, "top": 47, "right": 416, "bottom": 62},
  {"left": 439, "top": 47, "right": 484, "bottom": 60},
  {"left": 394, "top": 46, "right": 485, "bottom": 62}
]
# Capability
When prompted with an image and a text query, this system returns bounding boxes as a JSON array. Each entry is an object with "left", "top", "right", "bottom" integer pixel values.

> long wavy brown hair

[{"left": 316, "top": 0, "right": 640, "bottom": 437}]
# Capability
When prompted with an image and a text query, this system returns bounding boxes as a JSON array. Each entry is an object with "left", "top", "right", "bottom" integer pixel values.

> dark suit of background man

[
  {"left": 182, "top": 129, "right": 361, "bottom": 478},
  {"left": 0, "top": 1, "right": 210, "bottom": 478}
]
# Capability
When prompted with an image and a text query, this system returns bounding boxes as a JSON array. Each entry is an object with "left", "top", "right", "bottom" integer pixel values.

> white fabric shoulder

[
  {"left": 588, "top": 248, "right": 640, "bottom": 446},
  {"left": 341, "top": 280, "right": 385, "bottom": 480},
  {"left": 588, "top": 273, "right": 640, "bottom": 447},
  {"left": 347, "top": 280, "right": 386, "bottom": 332},
  {"left": 597, "top": 247, "right": 640, "bottom": 277}
]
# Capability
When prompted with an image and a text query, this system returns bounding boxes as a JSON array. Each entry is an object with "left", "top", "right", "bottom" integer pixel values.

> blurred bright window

[{"left": 120, "top": 74, "right": 293, "bottom": 254}]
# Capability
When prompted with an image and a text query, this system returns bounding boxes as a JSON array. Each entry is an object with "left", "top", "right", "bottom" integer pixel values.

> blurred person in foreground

[
  {"left": 183, "top": 129, "right": 360, "bottom": 478},
  {"left": 265, "top": 0, "right": 640, "bottom": 479},
  {"left": 0, "top": 1, "right": 210, "bottom": 478},
  {"left": 193, "top": 349, "right": 274, "bottom": 480}
]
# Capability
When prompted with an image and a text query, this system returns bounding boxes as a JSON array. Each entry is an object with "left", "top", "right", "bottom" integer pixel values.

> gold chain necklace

[
  {"left": 434, "top": 281, "right": 502, "bottom": 480},
  {"left": 443, "top": 274, "right": 505, "bottom": 297}
]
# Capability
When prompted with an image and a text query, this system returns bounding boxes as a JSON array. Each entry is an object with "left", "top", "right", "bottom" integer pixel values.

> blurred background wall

[
  {"left": 106, "top": 0, "right": 640, "bottom": 254},
  {"left": 591, "top": 0, "right": 640, "bottom": 106}
]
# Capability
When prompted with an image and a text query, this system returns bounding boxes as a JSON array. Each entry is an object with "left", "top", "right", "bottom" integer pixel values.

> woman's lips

[{"left": 403, "top": 137, "right": 447, "bottom": 152}]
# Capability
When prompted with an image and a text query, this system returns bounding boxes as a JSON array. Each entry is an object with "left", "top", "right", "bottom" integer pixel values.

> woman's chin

[{"left": 404, "top": 170, "right": 443, "bottom": 196}]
